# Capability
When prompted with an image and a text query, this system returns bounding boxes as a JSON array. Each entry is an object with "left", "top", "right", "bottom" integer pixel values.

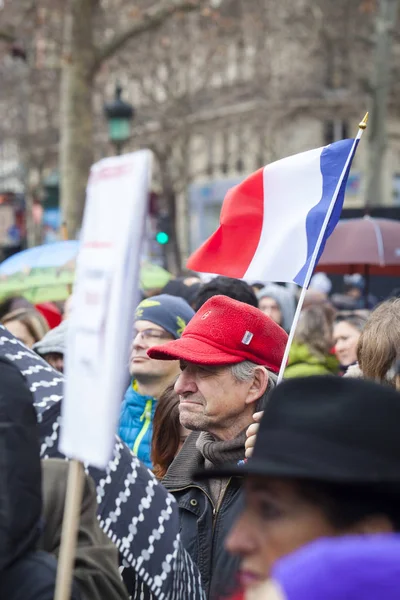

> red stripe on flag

[{"left": 187, "top": 168, "right": 264, "bottom": 277}]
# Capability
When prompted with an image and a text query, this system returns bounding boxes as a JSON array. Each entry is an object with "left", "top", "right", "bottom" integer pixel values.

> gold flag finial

[{"left": 359, "top": 112, "right": 369, "bottom": 130}]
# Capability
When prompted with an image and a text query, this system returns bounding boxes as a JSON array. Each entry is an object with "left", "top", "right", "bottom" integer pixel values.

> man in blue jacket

[{"left": 119, "top": 294, "right": 195, "bottom": 468}]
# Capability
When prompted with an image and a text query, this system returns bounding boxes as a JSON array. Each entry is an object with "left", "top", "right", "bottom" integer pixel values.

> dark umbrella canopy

[
  {"left": 316, "top": 216, "right": 400, "bottom": 276},
  {"left": 0, "top": 326, "right": 204, "bottom": 600}
]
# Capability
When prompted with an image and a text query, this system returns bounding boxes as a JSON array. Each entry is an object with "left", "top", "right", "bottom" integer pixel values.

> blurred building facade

[
  {"left": 1, "top": 0, "right": 400, "bottom": 260},
  {"left": 99, "top": 0, "right": 400, "bottom": 258}
]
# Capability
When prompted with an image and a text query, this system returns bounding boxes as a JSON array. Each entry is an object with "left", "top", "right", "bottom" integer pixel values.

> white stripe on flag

[{"left": 244, "top": 147, "right": 324, "bottom": 282}]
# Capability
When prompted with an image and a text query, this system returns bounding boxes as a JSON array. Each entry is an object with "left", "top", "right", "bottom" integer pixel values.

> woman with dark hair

[
  {"left": 151, "top": 385, "right": 189, "bottom": 480},
  {"left": 220, "top": 376, "right": 400, "bottom": 599}
]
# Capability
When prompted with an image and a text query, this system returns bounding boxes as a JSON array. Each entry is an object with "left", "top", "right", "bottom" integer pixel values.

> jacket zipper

[
  {"left": 132, "top": 398, "right": 153, "bottom": 457},
  {"left": 212, "top": 477, "right": 232, "bottom": 530},
  {"left": 170, "top": 480, "right": 233, "bottom": 596}
]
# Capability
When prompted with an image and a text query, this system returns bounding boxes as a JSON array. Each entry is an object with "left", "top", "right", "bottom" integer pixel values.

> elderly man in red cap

[{"left": 148, "top": 295, "right": 288, "bottom": 599}]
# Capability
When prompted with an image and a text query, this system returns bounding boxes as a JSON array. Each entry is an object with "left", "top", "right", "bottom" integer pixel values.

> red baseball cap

[{"left": 148, "top": 295, "right": 288, "bottom": 373}]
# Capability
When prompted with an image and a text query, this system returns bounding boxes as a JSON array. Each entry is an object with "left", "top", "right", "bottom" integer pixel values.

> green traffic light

[{"left": 156, "top": 231, "right": 169, "bottom": 245}]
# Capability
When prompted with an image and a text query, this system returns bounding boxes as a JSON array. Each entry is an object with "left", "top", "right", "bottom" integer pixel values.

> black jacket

[
  {"left": 162, "top": 433, "right": 243, "bottom": 599},
  {"left": 0, "top": 357, "right": 81, "bottom": 600}
]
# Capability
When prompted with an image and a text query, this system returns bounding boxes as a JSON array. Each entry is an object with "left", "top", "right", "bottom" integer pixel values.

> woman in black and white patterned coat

[{"left": 0, "top": 326, "right": 205, "bottom": 600}]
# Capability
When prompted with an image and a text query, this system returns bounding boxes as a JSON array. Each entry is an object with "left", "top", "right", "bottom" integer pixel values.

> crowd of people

[{"left": 0, "top": 270, "right": 400, "bottom": 599}]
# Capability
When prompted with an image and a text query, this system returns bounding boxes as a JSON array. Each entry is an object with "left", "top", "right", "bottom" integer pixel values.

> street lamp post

[{"left": 104, "top": 83, "right": 134, "bottom": 155}]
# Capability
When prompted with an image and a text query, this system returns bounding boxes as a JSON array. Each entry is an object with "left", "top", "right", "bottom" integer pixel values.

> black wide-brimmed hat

[{"left": 196, "top": 376, "right": 400, "bottom": 484}]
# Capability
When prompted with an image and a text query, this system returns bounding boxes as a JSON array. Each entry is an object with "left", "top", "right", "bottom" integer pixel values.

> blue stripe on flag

[{"left": 293, "top": 138, "right": 358, "bottom": 286}]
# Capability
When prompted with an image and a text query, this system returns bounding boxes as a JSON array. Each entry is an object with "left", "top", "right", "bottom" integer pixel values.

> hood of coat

[
  {"left": 33, "top": 319, "right": 67, "bottom": 357},
  {"left": 257, "top": 284, "right": 296, "bottom": 333},
  {"left": 0, "top": 357, "right": 42, "bottom": 571}
]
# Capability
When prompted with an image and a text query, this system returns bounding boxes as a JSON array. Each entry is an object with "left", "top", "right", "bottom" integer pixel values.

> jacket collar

[
  {"left": 124, "top": 379, "right": 154, "bottom": 404},
  {"left": 162, "top": 431, "right": 205, "bottom": 490}
]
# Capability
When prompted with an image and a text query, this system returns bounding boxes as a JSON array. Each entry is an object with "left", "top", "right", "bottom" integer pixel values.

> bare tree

[
  {"left": 364, "top": 0, "right": 399, "bottom": 207},
  {"left": 59, "top": 0, "right": 214, "bottom": 239}
]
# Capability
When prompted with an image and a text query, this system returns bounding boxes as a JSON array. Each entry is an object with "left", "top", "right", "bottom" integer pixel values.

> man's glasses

[{"left": 133, "top": 328, "right": 173, "bottom": 343}]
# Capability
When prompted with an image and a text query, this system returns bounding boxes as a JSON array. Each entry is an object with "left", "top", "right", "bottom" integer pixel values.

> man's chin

[
  {"left": 179, "top": 410, "right": 204, "bottom": 431},
  {"left": 130, "top": 365, "right": 151, "bottom": 378}
]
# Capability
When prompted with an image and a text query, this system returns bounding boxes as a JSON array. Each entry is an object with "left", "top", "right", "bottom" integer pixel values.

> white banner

[{"left": 60, "top": 150, "right": 152, "bottom": 468}]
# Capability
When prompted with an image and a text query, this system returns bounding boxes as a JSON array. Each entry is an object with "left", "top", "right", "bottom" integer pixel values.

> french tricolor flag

[{"left": 188, "top": 138, "right": 358, "bottom": 286}]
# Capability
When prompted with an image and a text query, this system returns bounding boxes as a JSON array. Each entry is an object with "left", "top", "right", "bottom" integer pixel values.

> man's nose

[
  {"left": 174, "top": 370, "right": 197, "bottom": 396},
  {"left": 335, "top": 340, "right": 344, "bottom": 352},
  {"left": 132, "top": 332, "right": 146, "bottom": 350}
]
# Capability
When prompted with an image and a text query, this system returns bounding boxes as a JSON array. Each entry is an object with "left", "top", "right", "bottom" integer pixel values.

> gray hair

[{"left": 231, "top": 360, "right": 277, "bottom": 412}]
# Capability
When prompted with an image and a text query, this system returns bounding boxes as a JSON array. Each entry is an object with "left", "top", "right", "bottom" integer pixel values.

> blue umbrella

[{"left": 0, "top": 240, "right": 79, "bottom": 276}]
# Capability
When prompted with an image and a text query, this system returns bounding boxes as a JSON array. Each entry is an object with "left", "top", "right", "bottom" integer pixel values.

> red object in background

[{"left": 35, "top": 302, "right": 62, "bottom": 329}]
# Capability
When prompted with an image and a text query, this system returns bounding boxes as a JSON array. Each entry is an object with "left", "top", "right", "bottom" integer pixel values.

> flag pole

[
  {"left": 277, "top": 113, "right": 369, "bottom": 384},
  {"left": 55, "top": 218, "right": 85, "bottom": 600},
  {"left": 54, "top": 459, "right": 85, "bottom": 600}
]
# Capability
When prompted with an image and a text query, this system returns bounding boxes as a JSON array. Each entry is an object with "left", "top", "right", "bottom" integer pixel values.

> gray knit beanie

[{"left": 33, "top": 320, "right": 68, "bottom": 357}]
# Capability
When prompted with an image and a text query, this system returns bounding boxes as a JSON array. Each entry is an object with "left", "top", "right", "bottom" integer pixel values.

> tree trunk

[
  {"left": 364, "top": 0, "right": 399, "bottom": 208},
  {"left": 59, "top": 0, "right": 98, "bottom": 238}
]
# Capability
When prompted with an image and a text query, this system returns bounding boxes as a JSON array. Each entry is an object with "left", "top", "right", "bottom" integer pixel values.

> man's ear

[{"left": 245, "top": 366, "right": 269, "bottom": 405}]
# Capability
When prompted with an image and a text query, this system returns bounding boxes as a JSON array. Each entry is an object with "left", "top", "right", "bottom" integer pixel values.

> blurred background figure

[
  {"left": 33, "top": 320, "right": 67, "bottom": 373},
  {"left": 333, "top": 312, "right": 368, "bottom": 375},
  {"left": 179, "top": 269, "right": 202, "bottom": 287},
  {"left": 333, "top": 274, "right": 377, "bottom": 310},
  {"left": 285, "top": 305, "right": 339, "bottom": 377},
  {"left": 0, "top": 296, "right": 33, "bottom": 319},
  {"left": 1, "top": 308, "right": 49, "bottom": 348},
  {"left": 34, "top": 302, "right": 62, "bottom": 330},
  {"left": 357, "top": 298, "right": 400, "bottom": 389},
  {"left": 151, "top": 384, "right": 190, "bottom": 480},
  {"left": 250, "top": 282, "right": 265, "bottom": 295},
  {"left": 309, "top": 272, "right": 332, "bottom": 299},
  {"left": 162, "top": 277, "right": 201, "bottom": 309},
  {"left": 257, "top": 284, "right": 296, "bottom": 333},
  {"left": 303, "top": 288, "right": 334, "bottom": 309},
  {"left": 194, "top": 276, "right": 258, "bottom": 311}
]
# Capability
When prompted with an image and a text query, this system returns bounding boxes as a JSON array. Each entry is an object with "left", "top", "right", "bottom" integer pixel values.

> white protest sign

[{"left": 60, "top": 150, "right": 152, "bottom": 468}]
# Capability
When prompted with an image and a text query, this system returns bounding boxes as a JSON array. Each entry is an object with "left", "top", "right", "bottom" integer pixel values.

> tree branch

[
  {"left": 91, "top": 0, "right": 210, "bottom": 75},
  {"left": 0, "top": 29, "right": 16, "bottom": 43}
]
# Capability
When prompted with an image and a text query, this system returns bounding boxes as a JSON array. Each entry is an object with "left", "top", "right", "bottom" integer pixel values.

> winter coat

[
  {"left": 1, "top": 326, "right": 206, "bottom": 600},
  {"left": 162, "top": 432, "right": 243, "bottom": 600},
  {"left": 119, "top": 380, "right": 157, "bottom": 468},
  {"left": 39, "top": 459, "right": 129, "bottom": 600},
  {"left": 285, "top": 343, "right": 339, "bottom": 378},
  {"left": 0, "top": 356, "right": 81, "bottom": 600},
  {"left": 1, "top": 551, "right": 81, "bottom": 600}
]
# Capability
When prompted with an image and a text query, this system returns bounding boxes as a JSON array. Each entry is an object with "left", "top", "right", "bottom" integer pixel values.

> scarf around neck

[{"left": 196, "top": 430, "right": 247, "bottom": 467}]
